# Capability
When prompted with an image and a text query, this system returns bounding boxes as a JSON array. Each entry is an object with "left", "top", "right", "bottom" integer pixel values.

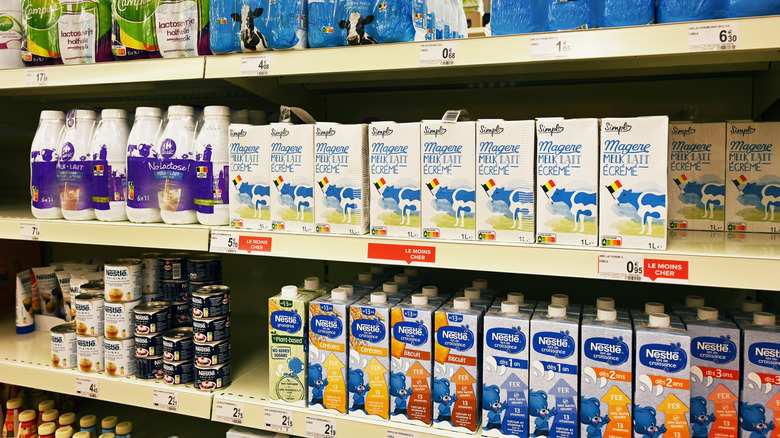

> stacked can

[
  {"left": 51, "top": 322, "right": 77, "bottom": 370},
  {"left": 103, "top": 258, "right": 142, "bottom": 378},
  {"left": 134, "top": 301, "right": 171, "bottom": 380},
  {"left": 191, "top": 284, "right": 231, "bottom": 391},
  {"left": 139, "top": 253, "right": 163, "bottom": 302},
  {"left": 160, "top": 252, "right": 194, "bottom": 328},
  {"left": 74, "top": 282, "right": 105, "bottom": 373}
]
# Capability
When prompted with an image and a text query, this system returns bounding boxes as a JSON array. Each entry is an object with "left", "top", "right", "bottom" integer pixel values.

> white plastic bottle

[
  {"left": 126, "top": 107, "right": 164, "bottom": 223},
  {"left": 91, "top": 109, "right": 130, "bottom": 221},
  {"left": 195, "top": 105, "right": 230, "bottom": 226},
  {"left": 58, "top": 109, "right": 97, "bottom": 220},
  {"left": 0, "top": 0, "right": 23, "bottom": 69},
  {"left": 30, "top": 110, "right": 65, "bottom": 219},
  {"left": 158, "top": 105, "right": 197, "bottom": 224}
]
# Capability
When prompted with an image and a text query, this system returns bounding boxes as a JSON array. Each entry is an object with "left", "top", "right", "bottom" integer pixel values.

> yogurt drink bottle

[
  {"left": 58, "top": 109, "right": 97, "bottom": 220},
  {"left": 126, "top": 107, "right": 164, "bottom": 223},
  {"left": 31, "top": 110, "right": 65, "bottom": 219},
  {"left": 194, "top": 105, "right": 231, "bottom": 226},
  {"left": 91, "top": 109, "right": 130, "bottom": 221},
  {"left": 158, "top": 105, "right": 197, "bottom": 225}
]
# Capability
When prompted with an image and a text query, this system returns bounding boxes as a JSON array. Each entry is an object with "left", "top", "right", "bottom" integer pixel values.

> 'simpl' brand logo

[
  {"left": 603, "top": 122, "right": 632, "bottom": 135},
  {"left": 315, "top": 127, "right": 337, "bottom": 138},
  {"left": 371, "top": 127, "right": 393, "bottom": 138},
  {"left": 671, "top": 126, "right": 696, "bottom": 137},
  {"left": 731, "top": 126, "right": 756, "bottom": 136},
  {"left": 423, "top": 126, "right": 447, "bottom": 137},
  {"left": 230, "top": 128, "right": 247, "bottom": 138},
  {"left": 479, "top": 125, "right": 504, "bottom": 137},
  {"left": 537, "top": 123, "right": 564, "bottom": 136},
  {"left": 271, "top": 128, "right": 289, "bottom": 138}
]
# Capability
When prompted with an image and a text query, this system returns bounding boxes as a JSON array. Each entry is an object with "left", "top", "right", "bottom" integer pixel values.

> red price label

[
  {"left": 238, "top": 236, "right": 272, "bottom": 253},
  {"left": 644, "top": 259, "right": 689, "bottom": 282},
  {"left": 367, "top": 243, "right": 435, "bottom": 264}
]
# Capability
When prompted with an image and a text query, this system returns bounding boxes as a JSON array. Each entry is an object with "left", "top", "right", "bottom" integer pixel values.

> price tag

[
  {"left": 210, "top": 230, "right": 239, "bottom": 253},
  {"left": 214, "top": 400, "right": 244, "bottom": 425},
  {"left": 264, "top": 407, "right": 294, "bottom": 433},
  {"left": 598, "top": 254, "right": 645, "bottom": 282},
  {"left": 210, "top": 230, "right": 272, "bottom": 254},
  {"left": 306, "top": 416, "right": 336, "bottom": 438},
  {"left": 152, "top": 389, "right": 178, "bottom": 412},
  {"left": 529, "top": 35, "right": 572, "bottom": 60},
  {"left": 26, "top": 68, "right": 49, "bottom": 87},
  {"left": 19, "top": 222, "right": 41, "bottom": 240},
  {"left": 419, "top": 42, "right": 457, "bottom": 66},
  {"left": 75, "top": 377, "right": 99, "bottom": 399},
  {"left": 689, "top": 22, "right": 738, "bottom": 52},
  {"left": 387, "top": 430, "right": 420, "bottom": 438},
  {"left": 240, "top": 55, "right": 271, "bottom": 76}
]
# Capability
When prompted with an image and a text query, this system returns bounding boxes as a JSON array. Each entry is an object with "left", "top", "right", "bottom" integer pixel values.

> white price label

[
  {"left": 210, "top": 230, "right": 239, "bottom": 253},
  {"left": 689, "top": 22, "right": 738, "bottom": 52},
  {"left": 152, "top": 389, "right": 178, "bottom": 412},
  {"left": 75, "top": 377, "right": 99, "bottom": 399},
  {"left": 240, "top": 55, "right": 271, "bottom": 76},
  {"left": 598, "top": 254, "right": 645, "bottom": 282},
  {"left": 419, "top": 42, "right": 457, "bottom": 66},
  {"left": 19, "top": 222, "right": 40, "bottom": 240},
  {"left": 264, "top": 407, "right": 294, "bottom": 433},
  {"left": 214, "top": 400, "right": 244, "bottom": 425},
  {"left": 26, "top": 68, "right": 49, "bottom": 87},
  {"left": 387, "top": 430, "right": 420, "bottom": 438},
  {"left": 210, "top": 230, "right": 272, "bottom": 254},
  {"left": 306, "top": 416, "right": 336, "bottom": 438},
  {"left": 529, "top": 35, "right": 573, "bottom": 60}
]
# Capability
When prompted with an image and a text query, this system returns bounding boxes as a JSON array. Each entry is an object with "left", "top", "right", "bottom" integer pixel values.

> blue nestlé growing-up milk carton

[{"left": 740, "top": 312, "right": 780, "bottom": 438}]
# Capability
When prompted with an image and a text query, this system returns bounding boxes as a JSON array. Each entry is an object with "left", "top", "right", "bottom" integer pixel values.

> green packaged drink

[
  {"left": 112, "top": 0, "right": 161, "bottom": 59},
  {"left": 21, "top": 0, "right": 63, "bottom": 64}
]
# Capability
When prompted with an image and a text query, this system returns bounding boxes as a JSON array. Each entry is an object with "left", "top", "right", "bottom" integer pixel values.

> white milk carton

[
  {"left": 482, "top": 301, "right": 532, "bottom": 438},
  {"left": 536, "top": 118, "right": 599, "bottom": 246},
  {"left": 739, "top": 312, "right": 780, "bottom": 438},
  {"left": 529, "top": 304, "right": 579, "bottom": 438},
  {"left": 580, "top": 309, "right": 633, "bottom": 438},
  {"left": 421, "top": 120, "right": 476, "bottom": 240},
  {"left": 668, "top": 123, "right": 726, "bottom": 232},
  {"left": 599, "top": 116, "right": 669, "bottom": 250},
  {"left": 633, "top": 314, "right": 690, "bottom": 438},
  {"left": 229, "top": 124, "right": 271, "bottom": 230},
  {"left": 476, "top": 119, "right": 535, "bottom": 243},
  {"left": 683, "top": 307, "right": 740, "bottom": 438},
  {"left": 313, "top": 123, "right": 369, "bottom": 235},
  {"left": 269, "top": 123, "right": 315, "bottom": 233},
  {"left": 369, "top": 122, "right": 422, "bottom": 238},
  {"left": 726, "top": 122, "right": 780, "bottom": 234}
]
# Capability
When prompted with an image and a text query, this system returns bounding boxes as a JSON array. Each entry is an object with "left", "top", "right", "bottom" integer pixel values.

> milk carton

[
  {"left": 269, "top": 123, "right": 315, "bottom": 233},
  {"left": 390, "top": 294, "right": 439, "bottom": 426},
  {"left": 580, "top": 309, "right": 633, "bottom": 438},
  {"left": 726, "top": 122, "right": 780, "bottom": 234},
  {"left": 433, "top": 297, "right": 482, "bottom": 433},
  {"left": 421, "top": 120, "right": 476, "bottom": 240},
  {"left": 482, "top": 301, "right": 532, "bottom": 438},
  {"left": 529, "top": 304, "right": 579, "bottom": 438},
  {"left": 476, "top": 119, "right": 535, "bottom": 243},
  {"left": 633, "top": 314, "right": 690, "bottom": 438},
  {"left": 599, "top": 116, "right": 669, "bottom": 250},
  {"left": 349, "top": 292, "right": 397, "bottom": 419},
  {"left": 229, "top": 124, "right": 271, "bottom": 230},
  {"left": 668, "top": 123, "right": 726, "bottom": 232},
  {"left": 536, "top": 118, "right": 599, "bottom": 246},
  {"left": 369, "top": 122, "right": 422, "bottom": 238},
  {"left": 269, "top": 285, "right": 321, "bottom": 406},
  {"left": 582, "top": 297, "right": 630, "bottom": 319},
  {"left": 740, "top": 312, "right": 780, "bottom": 438},
  {"left": 314, "top": 123, "right": 369, "bottom": 235},
  {"left": 309, "top": 288, "right": 360, "bottom": 414},
  {"left": 683, "top": 307, "right": 740, "bottom": 438}
]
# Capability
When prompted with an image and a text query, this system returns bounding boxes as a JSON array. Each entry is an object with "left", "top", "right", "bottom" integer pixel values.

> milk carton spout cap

[
  {"left": 464, "top": 287, "right": 481, "bottom": 300},
  {"left": 40, "top": 110, "right": 64, "bottom": 121},
  {"left": 281, "top": 285, "right": 298, "bottom": 299},
  {"left": 472, "top": 279, "right": 488, "bottom": 290},
  {"left": 383, "top": 282, "right": 398, "bottom": 293},
  {"left": 686, "top": 295, "right": 705, "bottom": 308},
  {"left": 742, "top": 300, "right": 763, "bottom": 312},
  {"left": 507, "top": 293, "right": 524, "bottom": 304},
  {"left": 453, "top": 297, "right": 471, "bottom": 310},
  {"left": 371, "top": 292, "right": 387, "bottom": 304},
  {"left": 338, "top": 285, "right": 355, "bottom": 296},
  {"left": 411, "top": 294, "right": 428, "bottom": 305},
  {"left": 136, "top": 107, "right": 162, "bottom": 118},
  {"left": 422, "top": 286, "right": 438, "bottom": 297},
  {"left": 304, "top": 277, "right": 320, "bottom": 289},
  {"left": 597, "top": 297, "right": 615, "bottom": 309},
  {"left": 502, "top": 301, "right": 519, "bottom": 313},
  {"left": 551, "top": 294, "right": 569, "bottom": 306},
  {"left": 548, "top": 304, "right": 567, "bottom": 318},
  {"left": 394, "top": 274, "right": 409, "bottom": 285},
  {"left": 697, "top": 307, "right": 719, "bottom": 321},
  {"left": 404, "top": 268, "right": 419, "bottom": 277},
  {"left": 597, "top": 308, "right": 617, "bottom": 321},
  {"left": 645, "top": 302, "right": 664, "bottom": 314},
  {"left": 648, "top": 313, "right": 670, "bottom": 327},
  {"left": 331, "top": 288, "right": 348, "bottom": 300},
  {"left": 754, "top": 312, "right": 776, "bottom": 326},
  {"left": 358, "top": 272, "right": 373, "bottom": 282},
  {"left": 204, "top": 105, "right": 231, "bottom": 117},
  {"left": 370, "top": 266, "right": 384, "bottom": 274},
  {"left": 101, "top": 109, "right": 127, "bottom": 119}
]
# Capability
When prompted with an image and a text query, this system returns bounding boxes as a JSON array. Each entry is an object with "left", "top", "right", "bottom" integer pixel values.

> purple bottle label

[
  {"left": 56, "top": 159, "right": 93, "bottom": 211},
  {"left": 127, "top": 156, "right": 159, "bottom": 208},
  {"left": 31, "top": 161, "right": 60, "bottom": 209},
  {"left": 193, "top": 162, "right": 229, "bottom": 214},
  {"left": 92, "top": 160, "right": 126, "bottom": 210},
  {"left": 155, "top": 159, "right": 195, "bottom": 212}
]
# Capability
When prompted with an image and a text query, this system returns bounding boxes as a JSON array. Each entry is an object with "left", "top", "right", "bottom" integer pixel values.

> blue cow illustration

[
  {"left": 549, "top": 187, "right": 597, "bottom": 232},
  {"left": 429, "top": 184, "right": 475, "bottom": 228},
  {"left": 734, "top": 180, "right": 780, "bottom": 221},
  {"left": 323, "top": 184, "right": 361, "bottom": 223},
  {"left": 678, "top": 180, "right": 725, "bottom": 219},
  {"left": 482, "top": 384, "right": 507, "bottom": 430},
  {"left": 390, "top": 372, "right": 412, "bottom": 415},
  {"left": 634, "top": 406, "right": 667, "bottom": 438},
  {"left": 740, "top": 403, "right": 775, "bottom": 438},
  {"left": 616, "top": 189, "right": 666, "bottom": 235},
  {"left": 485, "top": 187, "right": 533, "bottom": 229},
  {"left": 234, "top": 178, "right": 270, "bottom": 218},
  {"left": 277, "top": 179, "right": 313, "bottom": 220},
  {"left": 31, "top": 149, "right": 56, "bottom": 162},
  {"left": 691, "top": 396, "right": 715, "bottom": 438},
  {"left": 309, "top": 364, "right": 329, "bottom": 406},
  {"left": 433, "top": 378, "right": 457, "bottom": 422},
  {"left": 128, "top": 143, "right": 157, "bottom": 158},
  {"left": 375, "top": 183, "right": 420, "bottom": 225},
  {"left": 349, "top": 369, "right": 370, "bottom": 412},
  {"left": 285, "top": 357, "right": 304, "bottom": 378},
  {"left": 530, "top": 390, "right": 556, "bottom": 437},
  {"left": 580, "top": 397, "right": 610, "bottom": 438}
]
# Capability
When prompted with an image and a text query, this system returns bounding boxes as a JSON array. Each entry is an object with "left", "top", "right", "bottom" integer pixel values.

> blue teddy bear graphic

[
  {"left": 530, "top": 390, "right": 557, "bottom": 437},
  {"left": 741, "top": 403, "right": 776, "bottom": 438},
  {"left": 691, "top": 396, "right": 716, "bottom": 438},
  {"left": 433, "top": 378, "right": 458, "bottom": 423},
  {"left": 580, "top": 397, "right": 610, "bottom": 438},
  {"left": 390, "top": 372, "right": 413, "bottom": 416},
  {"left": 349, "top": 369, "right": 370, "bottom": 413},
  {"left": 482, "top": 384, "right": 507, "bottom": 431},
  {"left": 284, "top": 357, "right": 304, "bottom": 378},
  {"left": 308, "top": 364, "right": 329, "bottom": 407},
  {"left": 634, "top": 406, "right": 668, "bottom": 438}
]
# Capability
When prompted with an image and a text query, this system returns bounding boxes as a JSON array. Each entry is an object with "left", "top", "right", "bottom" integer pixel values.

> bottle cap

[
  {"left": 506, "top": 293, "right": 524, "bottom": 304},
  {"left": 204, "top": 105, "right": 231, "bottom": 117},
  {"left": 101, "top": 109, "right": 127, "bottom": 119},
  {"left": 39, "top": 423, "right": 57, "bottom": 435},
  {"left": 38, "top": 399, "right": 56, "bottom": 412},
  {"left": 648, "top": 313, "right": 670, "bottom": 328},
  {"left": 502, "top": 301, "right": 519, "bottom": 313},
  {"left": 686, "top": 295, "right": 705, "bottom": 308},
  {"left": 6, "top": 397, "right": 22, "bottom": 410},
  {"left": 411, "top": 294, "right": 428, "bottom": 305},
  {"left": 597, "top": 308, "right": 617, "bottom": 321},
  {"left": 98, "top": 434, "right": 116, "bottom": 438},
  {"left": 58, "top": 412, "right": 76, "bottom": 426},
  {"left": 742, "top": 300, "right": 763, "bottom": 313},
  {"left": 135, "top": 107, "right": 162, "bottom": 118},
  {"left": 394, "top": 274, "right": 409, "bottom": 285},
  {"left": 338, "top": 285, "right": 355, "bottom": 296},
  {"left": 74, "top": 109, "right": 96, "bottom": 120},
  {"left": 548, "top": 304, "right": 567, "bottom": 318},
  {"left": 645, "top": 302, "right": 664, "bottom": 314},
  {"left": 596, "top": 297, "right": 615, "bottom": 309},
  {"left": 331, "top": 288, "right": 348, "bottom": 301},
  {"left": 754, "top": 312, "right": 776, "bottom": 326},
  {"left": 73, "top": 432, "right": 91, "bottom": 438},
  {"left": 358, "top": 272, "right": 373, "bottom": 282},
  {"left": 42, "top": 408, "right": 59, "bottom": 422},
  {"left": 55, "top": 425, "right": 74, "bottom": 438},
  {"left": 382, "top": 282, "right": 398, "bottom": 293},
  {"left": 371, "top": 292, "right": 387, "bottom": 304},
  {"left": 304, "top": 277, "right": 320, "bottom": 289},
  {"left": 115, "top": 422, "right": 133, "bottom": 435},
  {"left": 281, "top": 285, "right": 298, "bottom": 299},
  {"left": 453, "top": 297, "right": 471, "bottom": 310},
  {"left": 370, "top": 266, "right": 384, "bottom": 274},
  {"left": 697, "top": 307, "right": 719, "bottom": 321},
  {"left": 19, "top": 410, "right": 36, "bottom": 422},
  {"left": 40, "top": 110, "right": 64, "bottom": 121},
  {"left": 422, "top": 286, "right": 438, "bottom": 297},
  {"left": 101, "top": 416, "right": 118, "bottom": 429},
  {"left": 404, "top": 268, "right": 419, "bottom": 277},
  {"left": 464, "top": 287, "right": 481, "bottom": 300},
  {"left": 80, "top": 414, "right": 96, "bottom": 428},
  {"left": 472, "top": 279, "right": 488, "bottom": 290},
  {"left": 167, "top": 105, "right": 194, "bottom": 117},
  {"left": 551, "top": 294, "right": 569, "bottom": 306}
]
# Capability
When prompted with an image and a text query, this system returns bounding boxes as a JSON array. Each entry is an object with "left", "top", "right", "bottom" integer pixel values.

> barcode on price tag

[
  {"left": 689, "top": 22, "right": 739, "bottom": 52},
  {"left": 152, "top": 389, "right": 178, "bottom": 412},
  {"left": 598, "top": 254, "right": 645, "bottom": 282},
  {"left": 26, "top": 68, "right": 49, "bottom": 87},
  {"left": 210, "top": 230, "right": 239, "bottom": 253},
  {"left": 419, "top": 42, "right": 457, "bottom": 66},
  {"left": 214, "top": 400, "right": 244, "bottom": 425},
  {"left": 264, "top": 407, "right": 293, "bottom": 432},
  {"left": 19, "top": 222, "right": 40, "bottom": 240},
  {"left": 240, "top": 55, "right": 271, "bottom": 76},
  {"left": 75, "top": 377, "right": 99, "bottom": 399},
  {"left": 529, "top": 35, "right": 573, "bottom": 60},
  {"left": 306, "top": 416, "right": 336, "bottom": 438}
]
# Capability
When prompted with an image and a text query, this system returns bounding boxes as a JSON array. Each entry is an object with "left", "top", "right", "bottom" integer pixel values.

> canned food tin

[
  {"left": 162, "top": 327, "right": 193, "bottom": 362},
  {"left": 161, "top": 281, "right": 188, "bottom": 302},
  {"left": 136, "top": 355, "right": 163, "bottom": 380},
  {"left": 104, "top": 300, "right": 139, "bottom": 339},
  {"left": 133, "top": 302, "right": 171, "bottom": 334},
  {"left": 104, "top": 338, "right": 136, "bottom": 377},
  {"left": 191, "top": 285, "right": 230, "bottom": 318},
  {"left": 160, "top": 253, "right": 189, "bottom": 281},
  {"left": 51, "top": 323, "right": 77, "bottom": 369},
  {"left": 74, "top": 291, "right": 104, "bottom": 336},
  {"left": 134, "top": 331, "right": 163, "bottom": 357},
  {"left": 171, "top": 301, "right": 191, "bottom": 328},
  {"left": 193, "top": 339, "right": 231, "bottom": 366},
  {"left": 192, "top": 315, "right": 230, "bottom": 342},
  {"left": 104, "top": 258, "right": 143, "bottom": 302},
  {"left": 195, "top": 362, "right": 231, "bottom": 391},
  {"left": 186, "top": 254, "right": 222, "bottom": 282},
  {"left": 139, "top": 252, "right": 162, "bottom": 294},
  {"left": 187, "top": 280, "right": 221, "bottom": 298},
  {"left": 77, "top": 335, "right": 103, "bottom": 372},
  {"left": 163, "top": 360, "right": 193, "bottom": 385},
  {"left": 141, "top": 292, "right": 163, "bottom": 303}
]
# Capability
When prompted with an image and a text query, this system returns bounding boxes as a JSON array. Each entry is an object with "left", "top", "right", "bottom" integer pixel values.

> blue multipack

[
  {"left": 547, "top": 0, "right": 593, "bottom": 31},
  {"left": 490, "top": 0, "right": 545, "bottom": 36},
  {"left": 656, "top": 0, "right": 723, "bottom": 23},
  {"left": 264, "top": 0, "right": 308, "bottom": 49},
  {"left": 724, "top": 0, "right": 780, "bottom": 18},
  {"left": 597, "top": 0, "right": 654, "bottom": 28},
  {"left": 209, "top": 0, "right": 270, "bottom": 53}
]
